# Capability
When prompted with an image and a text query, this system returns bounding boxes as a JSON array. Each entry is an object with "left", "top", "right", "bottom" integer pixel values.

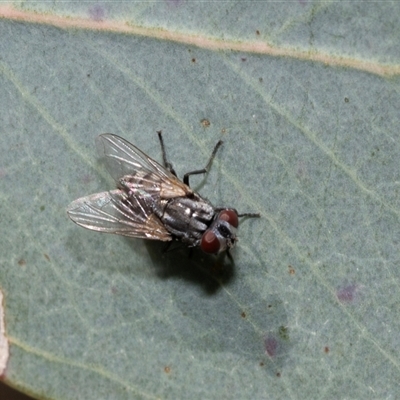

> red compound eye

[
  {"left": 218, "top": 209, "right": 239, "bottom": 228},
  {"left": 201, "top": 230, "right": 221, "bottom": 254}
]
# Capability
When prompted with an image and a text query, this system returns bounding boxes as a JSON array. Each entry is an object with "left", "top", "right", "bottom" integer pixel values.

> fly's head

[{"left": 200, "top": 209, "right": 239, "bottom": 254}]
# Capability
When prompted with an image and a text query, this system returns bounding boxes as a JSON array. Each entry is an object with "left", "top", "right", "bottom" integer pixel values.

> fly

[{"left": 67, "top": 132, "right": 260, "bottom": 255}]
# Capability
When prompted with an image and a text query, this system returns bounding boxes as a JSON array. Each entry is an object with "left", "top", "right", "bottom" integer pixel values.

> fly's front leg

[
  {"left": 157, "top": 130, "right": 177, "bottom": 177},
  {"left": 238, "top": 212, "right": 260, "bottom": 218},
  {"left": 225, "top": 248, "right": 234, "bottom": 262},
  {"left": 214, "top": 207, "right": 261, "bottom": 219},
  {"left": 183, "top": 140, "right": 223, "bottom": 187}
]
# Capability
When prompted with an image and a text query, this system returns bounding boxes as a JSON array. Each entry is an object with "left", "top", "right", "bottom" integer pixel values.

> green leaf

[{"left": 1, "top": 2, "right": 400, "bottom": 399}]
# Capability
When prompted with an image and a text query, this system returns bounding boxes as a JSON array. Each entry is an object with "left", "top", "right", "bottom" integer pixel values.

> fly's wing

[
  {"left": 67, "top": 189, "right": 172, "bottom": 241},
  {"left": 96, "top": 134, "right": 191, "bottom": 199}
]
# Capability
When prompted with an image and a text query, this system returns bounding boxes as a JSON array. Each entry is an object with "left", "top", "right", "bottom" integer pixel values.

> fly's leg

[
  {"left": 215, "top": 208, "right": 261, "bottom": 219},
  {"left": 162, "top": 241, "right": 173, "bottom": 253},
  {"left": 162, "top": 239, "right": 186, "bottom": 254},
  {"left": 238, "top": 212, "right": 261, "bottom": 218},
  {"left": 183, "top": 140, "right": 223, "bottom": 187},
  {"left": 226, "top": 248, "right": 234, "bottom": 262},
  {"left": 157, "top": 131, "right": 177, "bottom": 176}
]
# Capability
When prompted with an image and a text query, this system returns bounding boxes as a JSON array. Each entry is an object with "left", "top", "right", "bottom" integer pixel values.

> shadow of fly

[{"left": 67, "top": 132, "right": 260, "bottom": 256}]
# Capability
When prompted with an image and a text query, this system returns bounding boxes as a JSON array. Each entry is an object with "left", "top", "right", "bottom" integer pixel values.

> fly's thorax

[
  {"left": 200, "top": 209, "right": 239, "bottom": 254},
  {"left": 159, "top": 196, "right": 215, "bottom": 243}
]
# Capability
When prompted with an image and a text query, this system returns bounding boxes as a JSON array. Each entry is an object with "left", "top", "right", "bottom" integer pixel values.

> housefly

[{"left": 67, "top": 133, "right": 260, "bottom": 255}]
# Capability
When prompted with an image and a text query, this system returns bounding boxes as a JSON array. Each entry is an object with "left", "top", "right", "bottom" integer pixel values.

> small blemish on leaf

[
  {"left": 241, "top": 311, "right": 246, "bottom": 318},
  {"left": 44, "top": 254, "right": 50, "bottom": 262},
  {"left": 18, "top": 259, "right": 26, "bottom": 266},
  {"left": 191, "top": 58, "right": 196, "bottom": 63},
  {"left": 371, "top": 147, "right": 379, "bottom": 157},
  {"left": 164, "top": 366, "right": 171, "bottom": 374},
  {"left": 278, "top": 326, "right": 289, "bottom": 341},
  {"left": 344, "top": 97, "right": 349, "bottom": 103},
  {"left": 264, "top": 335, "right": 279, "bottom": 358},
  {"left": 256, "top": 30, "right": 260, "bottom": 35},
  {"left": 324, "top": 346, "right": 330, "bottom": 353},
  {"left": 82, "top": 174, "right": 93, "bottom": 184},
  {"left": 337, "top": 283, "right": 361, "bottom": 303},
  {"left": 88, "top": 4, "right": 106, "bottom": 21},
  {"left": 288, "top": 265, "right": 295, "bottom": 275},
  {"left": 40, "top": 205, "right": 45, "bottom": 211},
  {"left": 201, "top": 119, "right": 210, "bottom": 127}
]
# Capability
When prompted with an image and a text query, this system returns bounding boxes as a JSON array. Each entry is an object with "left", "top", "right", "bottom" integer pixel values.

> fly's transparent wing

[
  {"left": 96, "top": 134, "right": 190, "bottom": 198},
  {"left": 67, "top": 190, "right": 172, "bottom": 241}
]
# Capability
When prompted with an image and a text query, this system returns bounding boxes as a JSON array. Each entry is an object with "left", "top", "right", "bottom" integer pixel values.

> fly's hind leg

[
  {"left": 157, "top": 130, "right": 177, "bottom": 176},
  {"left": 183, "top": 140, "right": 223, "bottom": 187}
]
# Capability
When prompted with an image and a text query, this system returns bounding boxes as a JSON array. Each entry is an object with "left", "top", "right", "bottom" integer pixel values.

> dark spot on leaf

[
  {"left": 40, "top": 205, "right": 45, "bottom": 211},
  {"left": 278, "top": 326, "right": 289, "bottom": 341},
  {"left": 241, "top": 311, "right": 246, "bottom": 318},
  {"left": 256, "top": 30, "right": 260, "bottom": 35},
  {"left": 164, "top": 366, "right": 171, "bottom": 373},
  {"left": 201, "top": 119, "right": 210, "bottom": 127},
  {"left": 276, "top": 372, "right": 281, "bottom": 377},
  {"left": 264, "top": 335, "right": 279, "bottom": 358},
  {"left": 344, "top": 97, "right": 349, "bottom": 103},
  {"left": 288, "top": 265, "right": 295, "bottom": 275},
  {"left": 82, "top": 174, "right": 93, "bottom": 184},
  {"left": 324, "top": 346, "right": 329, "bottom": 353},
  {"left": 337, "top": 284, "right": 360, "bottom": 303},
  {"left": 191, "top": 58, "right": 196, "bottom": 63},
  {"left": 44, "top": 254, "right": 50, "bottom": 262},
  {"left": 18, "top": 259, "right": 26, "bottom": 266}
]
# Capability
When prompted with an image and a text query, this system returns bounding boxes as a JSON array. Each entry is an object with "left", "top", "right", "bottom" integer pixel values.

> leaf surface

[{"left": 0, "top": 2, "right": 400, "bottom": 399}]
